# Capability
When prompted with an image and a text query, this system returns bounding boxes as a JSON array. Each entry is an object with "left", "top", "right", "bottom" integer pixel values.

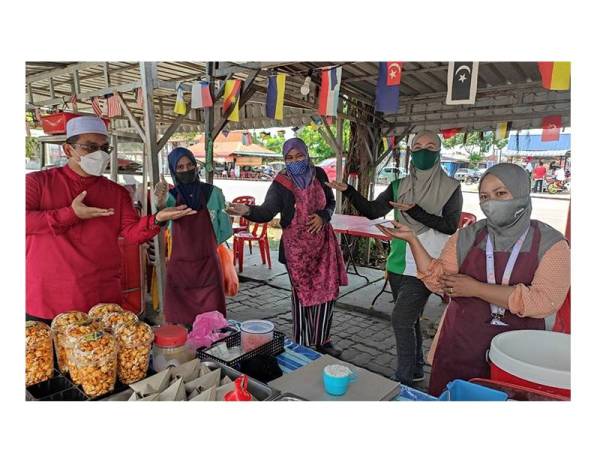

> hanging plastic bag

[{"left": 217, "top": 244, "right": 239, "bottom": 296}]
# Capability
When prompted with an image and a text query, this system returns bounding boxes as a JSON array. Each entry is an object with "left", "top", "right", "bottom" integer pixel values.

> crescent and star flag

[
  {"left": 538, "top": 62, "right": 570, "bottom": 90},
  {"left": 541, "top": 115, "right": 562, "bottom": 142},
  {"left": 441, "top": 128, "right": 462, "bottom": 139},
  {"left": 191, "top": 81, "right": 213, "bottom": 109},
  {"left": 446, "top": 62, "right": 479, "bottom": 105},
  {"left": 266, "top": 73, "right": 286, "bottom": 120},
  {"left": 223, "top": 79, "right": 242, "bottom": 122},
  {"left": 375, "top": 62, "right": 402, "bottom": 113},
  {"left": 318, "top": 66, "right": 342, "bottom": 117},
  {"left": 173, "top": 82, "right": 187, "bottom": 115},
  {"left": 495, "top": 121, "right": 512, "bottom": 140}
]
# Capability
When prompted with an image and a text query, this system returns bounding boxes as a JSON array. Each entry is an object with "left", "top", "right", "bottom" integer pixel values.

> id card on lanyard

[{"left": 485, "top": 227, "right": 530, "bottom": 326}]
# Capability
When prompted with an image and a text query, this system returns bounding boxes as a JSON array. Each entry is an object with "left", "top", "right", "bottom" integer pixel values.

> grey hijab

[
  {"left": 395, "top": 130, "right": 460, "bottom": 235},
  {"left": 478, "top": 163, "right": 532, "bottom": 251},
  {"left": 456, "top": 163, "right": 565, "bottom": 267}
]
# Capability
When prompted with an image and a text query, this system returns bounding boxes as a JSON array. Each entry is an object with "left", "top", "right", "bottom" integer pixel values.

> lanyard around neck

[{"left": 485, "top": 227, "right": 530, "bottom": 323}]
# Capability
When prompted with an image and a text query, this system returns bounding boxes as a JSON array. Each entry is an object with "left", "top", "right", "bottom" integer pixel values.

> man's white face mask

[{"left": 73, "top": 147, "right": 110, "bottom": 176}]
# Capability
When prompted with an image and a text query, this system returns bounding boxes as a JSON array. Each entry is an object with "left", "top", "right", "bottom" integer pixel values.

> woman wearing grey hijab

[
  {"left": 377, "top": 163, "right": 571, "bottom": 396},
  {"left": 328, "top": 130, "right": 462, "bottom": 386}
]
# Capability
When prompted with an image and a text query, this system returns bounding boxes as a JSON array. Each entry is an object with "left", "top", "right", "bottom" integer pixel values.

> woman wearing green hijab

[{"left": 328, "top": 130, "right": 462, "bottom": 386}]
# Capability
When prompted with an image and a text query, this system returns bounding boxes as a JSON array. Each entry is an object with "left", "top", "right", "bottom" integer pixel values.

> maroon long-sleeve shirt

[{"left": 26, "top": 164, "right": 160, "bottom": 319}]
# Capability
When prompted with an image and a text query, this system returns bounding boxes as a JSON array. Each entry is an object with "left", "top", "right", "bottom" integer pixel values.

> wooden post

[
  {"left": 205, "top": 62, "right": 215, "bottom": 184},
  {"left": 110, "top": 134, "right": 118, "bottom": 182},
  {"left": 335, "top": 114, "right": 344, "bottom": 212},
  {"left": 140, "top": 61, "right": 166, "bottom": 321}
]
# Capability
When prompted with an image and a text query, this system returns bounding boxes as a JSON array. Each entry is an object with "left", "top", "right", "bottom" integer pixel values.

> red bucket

[{"left": 489, "top": 330, "right": 570, "bottom": 398}]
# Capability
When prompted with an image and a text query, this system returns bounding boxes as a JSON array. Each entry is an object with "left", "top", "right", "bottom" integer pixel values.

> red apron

[
  {"left": 164, "top": 193, "right": 226, "bottom": 325},
  {"left": 428, "top": 223, "right": 545, "bottom": 397},
  {"left": 277, "top": 175, "right": 348, "bottom": 307}
]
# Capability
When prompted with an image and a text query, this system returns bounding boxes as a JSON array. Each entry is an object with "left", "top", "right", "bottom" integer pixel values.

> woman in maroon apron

[
  {"left": 227, "top": 138, "right": 348, "bottom": 356},
  {"left": 377, "top": 164, "right": 570, "bottom": 396},
  {"left": 159, "top": 147, "right": 227, "bottom": 326}
]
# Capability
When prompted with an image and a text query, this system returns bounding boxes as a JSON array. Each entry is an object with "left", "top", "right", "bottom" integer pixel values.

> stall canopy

[{"left": 504, "top": 133, "right": 571, "bottom": 157}]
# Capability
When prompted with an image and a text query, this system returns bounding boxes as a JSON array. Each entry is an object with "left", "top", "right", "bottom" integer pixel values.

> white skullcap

[{"left": 66, "top": 116, "right": 108, "bottom": 139}]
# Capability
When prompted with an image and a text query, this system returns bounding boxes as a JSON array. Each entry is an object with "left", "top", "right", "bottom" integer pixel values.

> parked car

[
  {"left": 377, "top": 166, "right": 407, "bottom": 184},
  {"left": 318, "top": 157, "right": 345, "bottom": 181},
  {"left": 454, "top": 168, "right": 480, "bottom": 183}
]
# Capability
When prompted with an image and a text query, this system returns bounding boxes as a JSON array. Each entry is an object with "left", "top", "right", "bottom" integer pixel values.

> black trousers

[{"left": 388, "top": 272, "right": 431, "bottom": 385}]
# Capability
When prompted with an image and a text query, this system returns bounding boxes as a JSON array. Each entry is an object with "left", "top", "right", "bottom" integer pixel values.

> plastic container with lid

[
  {"left": 101, "top": 310, "right": 138, "bottom": 333},
  {"left": 50, "top": 311, "right": 89, "bottom": 373},
  {"left": 26, "top": 321, "right": 54, "bottom": 386},
  {"left": 72, "top": 331, "right": 118, "bottom": 398},
  {"left": 240, "top": 320, "right": 274, "bottom": 353},
  {"left": 151, "top": 324, "right": 195, "bottom": 372},
  {"left": 88, "top": 303, "right": 123, "bottom": 321},
  {"left": 114, "top": 321, "right": 154, "bottom": 384},
  {"left": 63, "top": 320, "right": 102, "bottom": 385}
]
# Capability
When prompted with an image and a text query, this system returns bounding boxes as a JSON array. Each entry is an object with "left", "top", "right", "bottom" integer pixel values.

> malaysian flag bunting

[
  {"left": 191, "top": 81, "right": 213, "bottom": 109},
  {"left": 495, "top": 121, "right": 512, "bottom": 140},
  {"left": 318, "top": 66, "right": 342, "bottom": 117},
  {"left": 107, "top": 94, "right": 122, "bottom": 118},
  {"left": 441, "top": 128, "right": 462, "bottom": 139},
  {"left": 136, "top": 87, "right": 144, "bottom": 108},
  {"left": 92, "top": 96, "right": 108, "bottom": 117}
]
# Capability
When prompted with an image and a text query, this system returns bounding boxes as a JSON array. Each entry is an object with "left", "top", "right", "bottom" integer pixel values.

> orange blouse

[{"left": 419, "top": 232, "right": 571, "bottom": 364}]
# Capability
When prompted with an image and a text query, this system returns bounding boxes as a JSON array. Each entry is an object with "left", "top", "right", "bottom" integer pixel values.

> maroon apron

[
  {"left": 164, "top": 192, "right": 226, "bottom": 325},
  {"left": 428, "top": 223, "right": 545, "bottom": 397}
]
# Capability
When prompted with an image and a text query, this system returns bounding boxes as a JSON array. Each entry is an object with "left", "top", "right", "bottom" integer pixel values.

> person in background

[
  {"left": 532, "top": 160, "right": 547, "bottom": 193},
  {"left": 226, "top": 138, "right": 348, "bottom": 357},
  {"left": 328, "top": 130, "right": 462, "bottom": 386},
  {"left": 26, "top": 116, "right": 195, "bottom": 323},
  {"left": 154, "top": 147, "right": 233, "bottom": 326},
  {"left": 377, "top": 164, "right": 570, "bottom": 396}
]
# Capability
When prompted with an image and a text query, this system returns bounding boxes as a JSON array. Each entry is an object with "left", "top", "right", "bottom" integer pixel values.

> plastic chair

[
  {"left": 233, "top": 222, "right": 272, "bottom": 273},
  {"left": 231, "top": 195, "right": 255, "bottom": 234}
]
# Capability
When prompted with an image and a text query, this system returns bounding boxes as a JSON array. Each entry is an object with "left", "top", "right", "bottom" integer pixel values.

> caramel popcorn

[
  {"left": 88, "top": 303, "right": 123, "bottom": 321},
  {"left": 101, "top": 310, "right": 138, "bottom": 333},
  {"left": 64, "top": 320, "right": 102, "bottom": 385},
  {"left": 114, "top": 322, "right": 154, "bottom": 384},
  {"left": 72, "top": 332, "right": 117, "bottom": 398},
  {"left": 26, "top": 321, "right": 54, "bottom": 386},
  {"left": 50, "top": 311, "right": 88, "bottom": 373}
]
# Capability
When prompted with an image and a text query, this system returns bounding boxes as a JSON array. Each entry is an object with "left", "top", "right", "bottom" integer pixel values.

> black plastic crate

[
  {"left": 39, "top": 387, "right": 88, "bottom": 401},
  {"left": 197, "top": 330, "right": 285, "bottom": 369},
  {"left": 27, "top": 375, "right": 74, "bottom": 400}
]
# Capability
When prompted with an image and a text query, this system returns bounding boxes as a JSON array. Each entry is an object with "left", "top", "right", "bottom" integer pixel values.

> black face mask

[{"left": 176, "top": 168, "right": 198, "bottom": 184}]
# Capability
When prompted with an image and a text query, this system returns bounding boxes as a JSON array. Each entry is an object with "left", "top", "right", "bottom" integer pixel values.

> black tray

[
  {"left": 26, "top": 366, "right": 156, "bottom": 401},
  {"left": 197, "top": 330, "right": 285, "bottom": 370}
]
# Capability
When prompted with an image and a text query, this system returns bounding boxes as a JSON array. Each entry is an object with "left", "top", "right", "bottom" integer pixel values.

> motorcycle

[{"left": 545, "top": 175, "right": 570, "bottom": 194}]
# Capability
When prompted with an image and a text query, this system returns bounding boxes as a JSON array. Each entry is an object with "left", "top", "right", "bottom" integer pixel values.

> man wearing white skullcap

[{"left": 26, "top": 115, "right": 197, "bottom": 322}]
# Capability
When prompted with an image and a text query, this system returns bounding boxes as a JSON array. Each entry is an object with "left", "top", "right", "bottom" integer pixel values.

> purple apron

[
  {"left": 164, "top": 192, "right": 226, "bottom": 325},
  {"left": 276, "top": 174, "right": 348, "bottom": 307},
  {"left": 428, "top": 223, "right": 545, "bottom": 397}
]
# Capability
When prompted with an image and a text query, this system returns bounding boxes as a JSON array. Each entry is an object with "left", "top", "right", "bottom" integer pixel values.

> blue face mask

[{"left": 286, "top": 159, "right": 309, "bottom": 175}]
